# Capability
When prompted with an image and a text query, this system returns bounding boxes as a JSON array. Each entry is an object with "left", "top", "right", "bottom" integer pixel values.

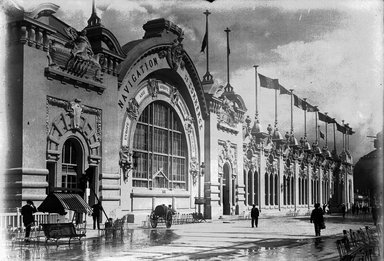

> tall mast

[
  {"left": 325, "top": 112, "right": 329, "bottom": 146},
  {"left": 303, "top": 98, "right": 307, "bottom": 138},
  {"left": 224, "top": 27, "right": 232, "bottom": 90},
  {"left": 290, "top": 89, "right": 294, "bottom": 134},
  {"left": 202, "top": 10, "right": 213, "bottom": 83},
  {"left": 254, "top": 65, "right": 259, "bottom": 122}
]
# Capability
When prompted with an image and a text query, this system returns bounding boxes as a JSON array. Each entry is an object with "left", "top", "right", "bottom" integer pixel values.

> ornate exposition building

[{"left": 3, "top": 3, "right": 354, "bottom": 222}]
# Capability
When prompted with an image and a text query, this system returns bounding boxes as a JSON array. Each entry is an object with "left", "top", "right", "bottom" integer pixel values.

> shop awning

[{"left": 38, "top": 193, "right": 92, "bottom": 215}]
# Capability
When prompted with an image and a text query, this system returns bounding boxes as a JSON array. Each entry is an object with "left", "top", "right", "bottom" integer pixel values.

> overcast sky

[{"left": 7, "top": 0, "right": 384, "bottom": 162}]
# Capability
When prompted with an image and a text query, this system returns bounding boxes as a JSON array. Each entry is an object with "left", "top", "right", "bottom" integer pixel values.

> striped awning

[{"left": 38, "top": 193, "right": 92, "bottom": 215}]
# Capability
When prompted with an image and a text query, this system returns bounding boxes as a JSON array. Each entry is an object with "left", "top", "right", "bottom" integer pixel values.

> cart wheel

[
  {"left": 150, "top": 212, "right": 158, "bottom": 228},
  {"left": 166, "top": 211, "right": 172, "bottom": 228}
]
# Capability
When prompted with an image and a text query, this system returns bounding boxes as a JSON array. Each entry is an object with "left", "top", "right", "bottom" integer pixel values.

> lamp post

[{"left": 198, "top": 162, "right": 205, "bottom": 214}]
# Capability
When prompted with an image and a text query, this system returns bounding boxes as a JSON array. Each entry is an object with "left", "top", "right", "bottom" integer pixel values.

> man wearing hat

[{"left": 21, "top": 200, "right": 37, "bottom": 242}]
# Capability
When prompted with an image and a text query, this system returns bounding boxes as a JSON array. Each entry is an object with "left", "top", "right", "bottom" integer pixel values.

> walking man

[
  {"left": 21, "top": 200, "right": 37, "bottom": 242},
  {"left": 341, "top": 203, "right": 346, "bottom": 219},
  {"left": 91, "top": 201, "right": 103, "bottom": 230},
  {"left": 251, "top": 204, "right": 260, "bottom": 228},
  {"left": 310, "top": 203, "right": 325, "bottom": 237}
]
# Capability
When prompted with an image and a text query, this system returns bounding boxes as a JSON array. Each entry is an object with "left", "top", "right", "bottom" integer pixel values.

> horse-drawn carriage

[{"left": 149, "top": 204, "right": 174, "bottom": 228}]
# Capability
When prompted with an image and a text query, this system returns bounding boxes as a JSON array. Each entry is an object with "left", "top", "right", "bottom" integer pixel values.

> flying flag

[
  {"left": 259, "top": 74, "right": 279, "bottom": 89},
  {"left": 279, "top": 85, "right": 291, "bottom": 95},
  {"left": 319, "top": 129, "right": 325, "bottom": 139},
  {"left": 318, "top": 112, "right": 335, "bottom": 123},
  {"left": 336, "top": 122, "right": 346, "bottom": 134},
  {"left": 345, "top": 125, "right": 355, "bottom": 135},
  {"left": 306, "top": 102, "right": 318, "bottom": 112},
  {"left": 293, "top": 94, "right": 305, "bottom": 110},
  {"left": 200, "top": 31, "right": 207, "bottom": 52}
]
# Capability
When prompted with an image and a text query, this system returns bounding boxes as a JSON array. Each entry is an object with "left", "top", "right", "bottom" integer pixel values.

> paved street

[{"left": 2, "top": 214, "right": 380, "bottom": 260}]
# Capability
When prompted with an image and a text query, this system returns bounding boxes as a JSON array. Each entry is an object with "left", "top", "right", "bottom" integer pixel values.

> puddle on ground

[{"left": 3, "top": 228, "right": 180, "bottom": 261}]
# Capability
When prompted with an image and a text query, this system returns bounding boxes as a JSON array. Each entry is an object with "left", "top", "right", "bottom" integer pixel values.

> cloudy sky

[{"left": 7, "top": 0, "right": 384, "bottom": 162}]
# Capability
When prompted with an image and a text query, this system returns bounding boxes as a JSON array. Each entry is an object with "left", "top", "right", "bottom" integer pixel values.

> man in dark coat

[
  {"left": 251, "top": 204, "right": 260, "bottom": 228},
  {"left": 310, "top": 203, "right": 325, "bottom": 236},
  {"left": 21, "top": 200, "right": 37, "bottom": 241},
  {"left": 91, "top": 202, "right": 103, "bottom": 230}
]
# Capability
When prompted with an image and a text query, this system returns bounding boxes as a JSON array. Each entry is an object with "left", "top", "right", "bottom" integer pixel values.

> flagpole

[
  {"left": 290, "top": 89, "right": 294, "bottom": 134},
  {"left": 303, "top": 98, "right": 308, "bottom": 140},
  {"left": 224, "top": 27, "right": 231, "bottom": 89},
  {"left": 254, "top": 65, "right": 259, "bottom": 122},
  {"left": 332, "top": 120, "right": 336, "bottom": 153},
  {"left": 342, "top": 120, "right": 345, "bottom": 151},
  {"left": 315, "top": 107, "right": 319, "bottom": 143},
  {"left": 275, "top": 87, "right": 278, "bottom": 128},
  {"left": 325, "top": 112, "right": 328, "bottom": 146},
  {"left": 202, "top": 10, "right": 212, "bottom": 82}
]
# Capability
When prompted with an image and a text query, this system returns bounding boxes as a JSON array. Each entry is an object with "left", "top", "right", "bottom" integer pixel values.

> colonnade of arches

[{"left": 242, "top": 169, "right": 331, "bottom": 208}]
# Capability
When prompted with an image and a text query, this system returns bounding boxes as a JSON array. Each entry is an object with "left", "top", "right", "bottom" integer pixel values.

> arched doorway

[
  {"left": 223, "top": 163, "right": 231, "bottom": 215},
  {"left": 60, "top": 138, "right": 83, "bottom": 193}
]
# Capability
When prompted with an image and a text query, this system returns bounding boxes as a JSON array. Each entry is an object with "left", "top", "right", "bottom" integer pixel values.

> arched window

[
  {"left": 265, "top": 173, "right": 269, "bottom": 205},
  {"left": 132, "top": 101, "right": 188, "bottom": 190},
  {"left": 61, "top": 138, "right": 82, "bottom": 192}
]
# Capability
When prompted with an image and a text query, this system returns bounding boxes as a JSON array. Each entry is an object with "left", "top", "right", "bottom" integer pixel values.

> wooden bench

[{"left": 41, "top": 223, "right": 85, "bottom": 246}]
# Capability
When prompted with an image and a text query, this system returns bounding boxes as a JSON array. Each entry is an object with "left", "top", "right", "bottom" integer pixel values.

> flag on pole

[
  {"left": 336, "top": 122, "right": 346, "bottom": 134},
  {"left": 306, "top": 102, "right": 318, "bottom": 112},
  {"left": 200, "top": 31, "right": 208, "bottom": 52},
  {"left": 318, "top": 112, "right": 335, "bottom": 123},
  {"left": 293, "top": 94, "right": 305, "bottom": 110},
  {"left": 319, "top": 129, "right": 325, "bottom": 139},
  {"left": 279, "top": 84, "right": 291, "bottom": 95},
  {"left": 259, "top": 74, "right": 279, "bottom": 89}
]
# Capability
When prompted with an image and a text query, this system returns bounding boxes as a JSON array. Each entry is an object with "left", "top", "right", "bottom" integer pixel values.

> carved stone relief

[{"left": 46, "top": 96, "right": 101, "bottom": 164}]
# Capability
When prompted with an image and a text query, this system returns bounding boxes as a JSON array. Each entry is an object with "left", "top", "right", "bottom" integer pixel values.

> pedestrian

[
  {"left": 322, "top": 204, "right": 326, "bottom": 214},
  {"left": 310, "top": 203, "right": 325, "bottom": 237},
  {"left": 372, "top": 205, "right": 378, "bottom": 225},
  {"left": 91, "top": 201, "right": 103, "bottom": 230},
  {"left": 352, "top": 203, "right": 355, "bottom": 215},
  {"left": 21, "top": 200, "right": 37, "bottom": 242},
  {"left": 341, "top": 203, "right": 346, "bottom": 219},
  {"left": 251, "top": 204, "right": 260, "bottom": 228}
]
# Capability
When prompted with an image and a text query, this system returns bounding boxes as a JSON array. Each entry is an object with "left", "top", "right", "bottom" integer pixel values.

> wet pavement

[{"left": 1, "top": 214, "right": 381, "bottom": 260}]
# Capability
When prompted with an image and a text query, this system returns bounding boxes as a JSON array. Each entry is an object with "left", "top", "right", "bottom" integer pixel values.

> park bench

[{"left": 41, "top": 223, "right": 85, "bottom": 246}]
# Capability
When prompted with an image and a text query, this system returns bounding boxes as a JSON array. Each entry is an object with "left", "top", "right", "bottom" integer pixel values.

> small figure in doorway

[
  {"left": 91, "top": 201, "right": 103, "bottom": 230},
  {"left": 251, "top": 205, "right": 260, "bottom": 228}
]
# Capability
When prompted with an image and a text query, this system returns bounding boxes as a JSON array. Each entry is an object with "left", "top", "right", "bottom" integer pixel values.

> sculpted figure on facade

[
  {"left": 166, "top": 37, "right": 185, "bottom": 71},
  {"left": 148, "top": 79, "right": 159, "bottom": 98},
  {"left": 67, "top": 98, "right": 83, "bottom": 130},
  {"left": 119, "top": 146, "right": 133, "bottom": 183},
  {"left": 218, "top": 96, "right": 237, "bottom": 127},
  {"left": 171, "top": 87, "right": 180, "bottom": 105},
  {"left": 126, "top": 98, "right": 139, "bottom": 120},
  {"left": 47, "top": 27, "right": 103, "bottom": 82},
  {"left": 189, "top": 157, "right": 199, "bottom": 185},
  {"left": 184, "top": 116, "right": 194, "bottom": 135}
]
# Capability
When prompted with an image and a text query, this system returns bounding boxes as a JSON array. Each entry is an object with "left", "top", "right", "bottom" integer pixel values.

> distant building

[
  {"left": 354, "top": 131, "right": 383, "bottom": 206},
  {"left": 3, "top": 2, "right": 353, "bottom": 222}
]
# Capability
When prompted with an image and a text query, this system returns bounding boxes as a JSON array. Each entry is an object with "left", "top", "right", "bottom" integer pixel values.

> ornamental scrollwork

[{"left": 171, "top": 87, "right": 180, "bottom": 105}]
